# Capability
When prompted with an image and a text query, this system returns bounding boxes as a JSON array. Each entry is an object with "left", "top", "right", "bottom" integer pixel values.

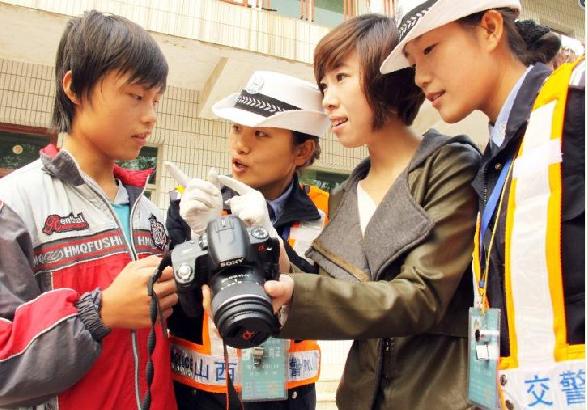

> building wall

[
  {"left": 521, "top": 0, "right": 585, "bottom": 40},
  {"left": 2, "top": 0, "right": 330, "bottom": 65},
  {"left": 0, "top": 60, "right": 54, "bottom": 129}
]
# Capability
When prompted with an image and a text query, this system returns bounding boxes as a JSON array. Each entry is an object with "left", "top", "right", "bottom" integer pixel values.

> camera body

[{"left": 171, "top": 215, "right": 280, "bottom": 348}]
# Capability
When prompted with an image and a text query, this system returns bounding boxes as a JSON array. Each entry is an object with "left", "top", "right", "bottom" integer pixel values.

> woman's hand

[
  {"left": 202, "top": 274, "right": 294, "bottom": 318},
  {"left": 264, "top": 274, "right": 294, "bottom": 314}
]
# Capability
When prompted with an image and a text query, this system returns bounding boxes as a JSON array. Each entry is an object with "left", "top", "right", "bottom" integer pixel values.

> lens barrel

[{"left": 210, "top": 271, "right": 278, "bottom": 349}]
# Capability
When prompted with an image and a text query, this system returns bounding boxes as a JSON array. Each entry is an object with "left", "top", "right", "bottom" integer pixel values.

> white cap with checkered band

[
  {"left": 380, "top": 0, "right": 521, "bottom": 74},
  {"left": 212, "top": 71, "right": 330, "bottom": 137}
]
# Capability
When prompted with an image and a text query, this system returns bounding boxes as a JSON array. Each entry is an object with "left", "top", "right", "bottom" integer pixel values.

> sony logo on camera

[{"left": 220, "top": 258, "right": 244, "bottom": 268}]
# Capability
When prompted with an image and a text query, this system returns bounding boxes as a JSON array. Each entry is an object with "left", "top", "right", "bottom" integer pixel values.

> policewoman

[
  {"left": 166, "top": 71, "right": 330, "bottom": 410},
  {"left": 382, "top": 0, "right": 585, "bottom": 408}
]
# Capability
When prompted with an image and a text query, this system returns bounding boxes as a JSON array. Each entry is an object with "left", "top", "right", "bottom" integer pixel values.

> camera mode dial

[
  {"left": 250, "top": 227, "right": 269, "bottom": 240},
  {"left": 175, "top": 263, "right": 194, "bottom": 285}
]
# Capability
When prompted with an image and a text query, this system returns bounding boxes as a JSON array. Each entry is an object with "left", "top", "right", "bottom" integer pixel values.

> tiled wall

[{"left": 0, "top": 60, "right": 54, "bottom": 129}]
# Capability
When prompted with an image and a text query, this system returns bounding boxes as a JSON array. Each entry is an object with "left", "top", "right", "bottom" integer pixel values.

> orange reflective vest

[
  {"left": 473, "top": 58, "right": 585, "bottom": 409},
  {"left": 171, "top": 185, "right": 329, "bottom": 393}
]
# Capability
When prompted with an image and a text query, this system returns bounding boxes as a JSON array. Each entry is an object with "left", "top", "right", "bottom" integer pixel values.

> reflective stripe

[
  {"left": 288, "top": 212, "right": 326, "bottom": 262},
  {"left": 471, "top": 216, "right": 483, "bottom": 308},
  {"left": 287, "top": 349, "right": 321, "bottom": 388},
  {"left": 508, "top": 101, "right": 561, "bottom": 367},
  {"left": 171, "top": 336, "right": 240, "bottom": 393},
  {"left": 570, "top": 61, "right": 585, "bottom": 87},
  {"left": 499, "top": 360, "right": 586, "bottom": 409},
  {"left": 288, "top": 185, "right": 329, "bottom": 261},
  {"left": 170, "top": 334, "right": 321, "bottom": 392}
]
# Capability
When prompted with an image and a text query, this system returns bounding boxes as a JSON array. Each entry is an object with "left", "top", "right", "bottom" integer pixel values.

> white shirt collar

[{"left": 489, "top": 65, "right": 533, "bottom": 148}]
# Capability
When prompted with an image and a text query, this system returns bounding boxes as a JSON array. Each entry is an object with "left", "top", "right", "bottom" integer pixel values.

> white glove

[
  {"left": 216, "top": 175, "right": 278, "bottom": 239},
  {"left": 165, "top": 161, "right": 223, "bottom": 236}
]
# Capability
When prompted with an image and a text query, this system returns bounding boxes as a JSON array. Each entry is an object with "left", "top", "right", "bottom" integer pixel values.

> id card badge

[
  {"left": 240, "top": 337, "right": 288, "bottom": 402},
  {"left": 468, "top": 307, "right": 501, "bottom": 410}
]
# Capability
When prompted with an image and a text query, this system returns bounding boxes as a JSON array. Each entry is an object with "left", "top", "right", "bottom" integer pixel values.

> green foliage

[
  {"left": 0, "top": 132, "right": 47, "bottom": 170},
  {"left": 117, "top": 146, "right": 158, "bottom": 184}
]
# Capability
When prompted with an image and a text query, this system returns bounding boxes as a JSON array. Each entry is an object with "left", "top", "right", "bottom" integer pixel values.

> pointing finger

[
  {"left": 207, "top": 167, "right": 220, "bottom": 188},
  {"left": 216, "top": 175, "right": 253, "bottom": 195},
  {"left": 165, "top": 161, "right": 191, "bottom": 187}
]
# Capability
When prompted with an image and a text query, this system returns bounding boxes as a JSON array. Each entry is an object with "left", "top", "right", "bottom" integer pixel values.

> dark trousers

[{"left": 174, "top": 382, "right": 316, "bottom": 410}]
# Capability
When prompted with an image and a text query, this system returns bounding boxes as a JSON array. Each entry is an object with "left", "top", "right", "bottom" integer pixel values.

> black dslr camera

[{"left": 171, "top": 215, "right": 280, "bottom": 349}]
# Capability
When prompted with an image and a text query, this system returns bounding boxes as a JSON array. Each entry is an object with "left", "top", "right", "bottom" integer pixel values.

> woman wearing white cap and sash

[
  {"left": 165, "top": 71, "right": 329, "bottom": 410},
  {"left": 381, "top": 1, "right": 585, "bottom": 408}
]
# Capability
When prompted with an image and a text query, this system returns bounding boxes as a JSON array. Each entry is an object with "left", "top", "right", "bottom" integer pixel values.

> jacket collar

[
  {"left": 309, "top": 130, "right": 470, "bottom": 282},
  {"left": 471, "top": 63, "right": 552, "bottom": 197},
  {"left": 499, "top": 63, "right": 552, "bottom": 153},
  {"left": 40, "top": 144, "right": 154, "bottom": 188},
  {"left": 274, "top": 174, "right": 321, "bottom": 228},
  {"left": 40, "top": 144, "right": 152, "bottom": 206}
]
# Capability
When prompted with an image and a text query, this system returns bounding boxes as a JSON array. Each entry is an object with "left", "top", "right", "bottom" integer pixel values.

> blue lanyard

[
  {"left": 480, "top": 158, "right": 513, "bottom": 253},
  {"left": 280, "top": 225, "right": 291, "bottom": 243}
]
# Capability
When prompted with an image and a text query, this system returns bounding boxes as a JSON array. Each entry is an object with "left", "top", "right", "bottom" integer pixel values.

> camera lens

[{"left": 210, "top": 267, "right": 279, "bottom": 349}]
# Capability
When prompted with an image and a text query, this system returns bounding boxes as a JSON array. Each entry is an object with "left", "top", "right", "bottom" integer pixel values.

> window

[
  {"left": 315, "top": 0, "right": 344, "bottom": 26},
  {"left": 366, "top": 0, "right": 395, "bottom": 16},
  {"left": 117, "top": 145, "right": 159, "bottom": 198},
  {"left": 299, "top": 168, "right": 348, "bottom": 192},
  {"left": 0, "top": 124, "right": 57, "bottom": 178},
  {"left": 272, "top": 0, "right": 305, "bottom": 19},
  {"left": 271, "top": 0, "right": 344, "bottom": 26}
]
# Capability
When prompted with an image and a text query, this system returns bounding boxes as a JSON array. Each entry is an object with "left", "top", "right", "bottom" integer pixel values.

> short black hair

[
  {"left": 293, "top": 131, "right": 321, "bottom": 168},
  {"left": 51, "top": 10, "right": 168, "bottom": 132}
]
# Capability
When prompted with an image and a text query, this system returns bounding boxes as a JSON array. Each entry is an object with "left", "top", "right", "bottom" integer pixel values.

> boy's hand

[
  {"left": 165, "top": 162, "right": 223, "bottom": 236},
  {"left": 101, "top": 255, "right": 178, "bottom": 329}
]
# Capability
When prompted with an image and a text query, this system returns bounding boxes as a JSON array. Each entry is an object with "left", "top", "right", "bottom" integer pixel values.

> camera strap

[
  {"left": 141, "top": 254, "right": 172, "bottom": 410},
  {"left": 223, "top": 343, "right": 244, "bottom": 410}
]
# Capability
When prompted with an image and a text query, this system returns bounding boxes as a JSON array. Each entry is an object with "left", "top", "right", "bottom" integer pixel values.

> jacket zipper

[
  {"left": 128, "top": 191, "right": 143, "bottom": 410},
  {"left": 369, "top": 342, "right": 383, "bottom": 410},
  {"left": 382, "top": 338, "right": 394, "bottom": 379},
  {"left": 482, "top": 161, "right": 491, "bottom": 206},
  {"left": 84, "top": 179, "right": 145, "bottom": 410}
]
